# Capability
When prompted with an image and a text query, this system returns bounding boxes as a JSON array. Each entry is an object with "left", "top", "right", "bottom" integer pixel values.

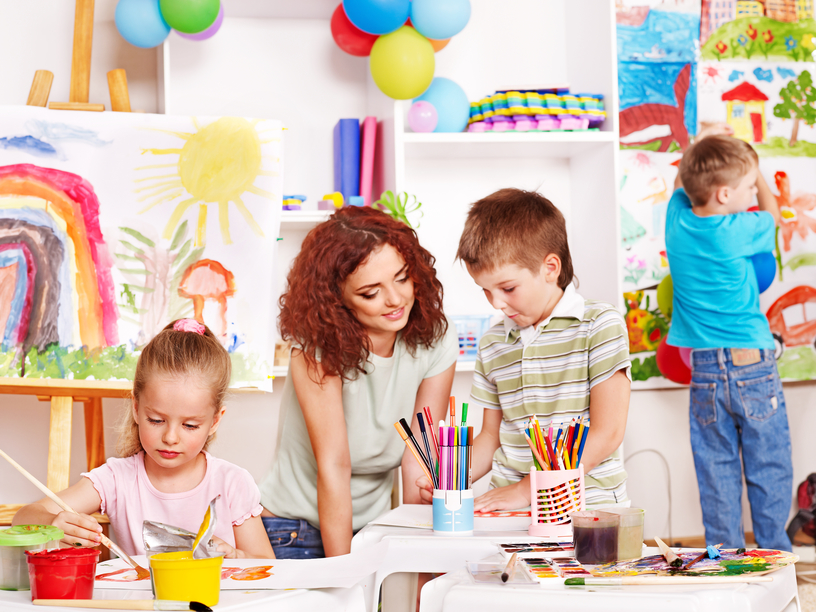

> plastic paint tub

[
  {"left": 604, "top": 507, "right": 646, "bottom": 561},
  {"left": 570, "top": 510, "right": 619, "bottom": 564},
  {"left": 149, "top": 550, "right": 223, "bottom": 607},
  {"left": 26, "top": 548, "right": 99, "bottom": 600},
  {"left": 0, "top": 525, "right": 63, "bottom": 591}
]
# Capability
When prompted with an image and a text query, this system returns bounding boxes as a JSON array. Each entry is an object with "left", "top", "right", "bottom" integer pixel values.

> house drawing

[
  {"left": 721, "top": 82, "right": 769, "bottom": 143},
  {"left": 737, "top": 0, "right": 765, "bottom": 15},
  {"left": 766, "top": 0, "right": 799, "bottom": 20},
  {"left": 797, "top": 0, "right": 814, "bottom": 18},
  {"left": 702, "top": 0, "right": 737, "bottom": 44}
]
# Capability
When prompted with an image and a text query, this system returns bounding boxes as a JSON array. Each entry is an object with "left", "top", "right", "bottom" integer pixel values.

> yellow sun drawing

[{"left": 135, "top": 117, "right": 280, "bottom": 246}]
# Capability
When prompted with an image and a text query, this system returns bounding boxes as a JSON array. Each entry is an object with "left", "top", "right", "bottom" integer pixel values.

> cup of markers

[
  {"left": 525, "top": 415, "right": 589, "bottom": 538},
  {"left": 394, "top": 399, "right": 475, "bottom": 536}
]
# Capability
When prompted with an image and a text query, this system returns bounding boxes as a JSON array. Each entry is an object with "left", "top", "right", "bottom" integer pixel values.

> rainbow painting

[{"left": 0, "top": 106, "right": 282, "bottom": 388}]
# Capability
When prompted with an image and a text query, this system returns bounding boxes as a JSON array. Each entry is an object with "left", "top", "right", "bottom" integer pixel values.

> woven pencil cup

[{"left": 528, "top": 464, "right": 585, "bottom": 538}]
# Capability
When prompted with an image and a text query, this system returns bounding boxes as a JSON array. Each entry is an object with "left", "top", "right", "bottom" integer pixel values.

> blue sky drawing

[
  {"left": 617, "top": 10, "right": 700, "bottom": 63},
  {"left": 619, "top": 61, "right": 698, "bottom": 137}
]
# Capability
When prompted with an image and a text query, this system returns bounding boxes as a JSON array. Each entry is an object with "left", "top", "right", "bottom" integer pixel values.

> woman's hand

[
  {"left": 415, "top": 476, "right": 434, "bottom": 504},
  {"left": 473, "top": 478, "right": 530, "bottom": 514},
  {"left": 53, "top": 511, "right": 102, "bottom": 547}
]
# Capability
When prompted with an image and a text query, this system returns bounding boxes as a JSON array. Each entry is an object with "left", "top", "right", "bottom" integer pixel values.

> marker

[
  {"left": 416, "top": 413, "right": 438, "bottom": 488},
  {"left": 394, "top": 422, "right": 434, "bottom": 485},
  {"left": 467, "top": 427, "right": 474, "bottom": 488},
  {"left": 449, "top": 397, "right": 455, "bottom": 426},
  {"left": 461, "top": 402, "right": 468, "bottom": 427},
  {"left": 398, "top": 418, "right": 429, "bottom": 466},
  {"left": 439, "top": 424, "right": 448, "bottom": 490}
]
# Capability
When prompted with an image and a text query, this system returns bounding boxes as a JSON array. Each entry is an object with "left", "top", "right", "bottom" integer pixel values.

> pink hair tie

[{"left": 173, "top": 319, "right": 205, "bottom": 335}]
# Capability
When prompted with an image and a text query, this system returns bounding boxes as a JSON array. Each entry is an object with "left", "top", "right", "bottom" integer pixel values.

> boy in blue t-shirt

[{"left": 666, "top": 128, "right": 792, "bottom": 551}]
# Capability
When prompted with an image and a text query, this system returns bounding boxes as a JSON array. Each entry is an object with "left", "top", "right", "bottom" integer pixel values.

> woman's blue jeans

[
  {"left": 689, "top": 348, "right": 793, "bottom": 551},
  {"left": 262, "top": 517, "right": 325, "bottom": 559}
]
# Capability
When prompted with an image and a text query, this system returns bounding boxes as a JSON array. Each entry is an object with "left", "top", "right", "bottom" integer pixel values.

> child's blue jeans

[
  {"left": 689, "top": 348, "right": 793, "bottom": 551},
  {"left": 262, "top": 517, "right": 325, "bottom": 559}
]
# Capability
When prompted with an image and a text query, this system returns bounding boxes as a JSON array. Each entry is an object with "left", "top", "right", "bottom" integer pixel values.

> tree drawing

[{"left": 773, "top": 70, "right": 816, "bottom": 147}]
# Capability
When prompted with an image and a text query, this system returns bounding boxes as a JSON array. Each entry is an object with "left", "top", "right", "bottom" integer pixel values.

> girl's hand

[
  {"left": 473, "top": 480, "right": 530, "bottom": 514},
  {"left": 53, "top": 511, "right": 102, "bottom": 547},
  {"left": 415, "top": 476, "right": 434, "bottom": 504},
  {"left": 212, "top": 535, "right": 245, "bottom": 559}
]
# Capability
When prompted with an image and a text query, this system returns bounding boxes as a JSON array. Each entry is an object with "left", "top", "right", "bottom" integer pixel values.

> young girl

[{"left": 13, "top": 319, "right": 275, "bottom": 559}]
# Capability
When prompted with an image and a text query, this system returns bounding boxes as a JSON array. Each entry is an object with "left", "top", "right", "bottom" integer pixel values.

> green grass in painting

[
  {"left": 777, "top": 345, "right": 816, "bottom": 380},
  {"left": 631, "top": 354, "right": 662, "bottom": 381},
  {"left": 754, "top": 136, "right": 816, "bottom": 158},
  {"left": 0, "top": 344, "right": 138, "bottom": 380},
  {"left": 620, "top": 141, "right": 663, "bottom": 152},
  {"left": 701, "top": 17, "right": 816, "bottom": 62},
  {"left": 229, "top": 351, "right": 270, "bottom": 387}
]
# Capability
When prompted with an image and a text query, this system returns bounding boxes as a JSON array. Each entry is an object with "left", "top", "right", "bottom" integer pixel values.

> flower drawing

[
  {"left": 763, "top": 30, "right": 774, "bottom": 44},
  {"left": 715, "top": 40, "right": 728, "bottom": 55},
  {"left": 775, "top": 171, "right": 816, "bottom": 252},
  {"left": 738, "top": 34, "right": 749, "bottom": 47},
  {"left": 747, "top": 24, "right": 758, "bottom": 41}
]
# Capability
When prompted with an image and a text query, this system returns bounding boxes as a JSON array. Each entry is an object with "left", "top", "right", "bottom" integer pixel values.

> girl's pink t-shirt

[{"left": 82, "top": 451, "right": 263, "bottom": 556}]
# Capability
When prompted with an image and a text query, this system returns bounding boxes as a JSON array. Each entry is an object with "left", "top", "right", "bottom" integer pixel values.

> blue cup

[{"left": 432, "top": 489, "right": 474, "bottom": 535}]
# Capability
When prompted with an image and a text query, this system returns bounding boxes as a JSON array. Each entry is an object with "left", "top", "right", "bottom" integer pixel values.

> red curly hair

[{"left": 279, "top": 206, "right": 447, "bottom": 381}]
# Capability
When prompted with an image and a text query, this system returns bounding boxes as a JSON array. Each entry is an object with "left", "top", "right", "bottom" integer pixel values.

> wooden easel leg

[
  {"left": 27, "top": 71, "right": 54, "bottom": 107},
  {"left": 70, "top": 0, "right": 95, "bottom": 104},
  {"left": 83, "top": 398, "right": 105, "bottom": 471},
  {"left": 47, "top": 396, "right": 73, "bottom": 493},
  {"left": 107, "top": 69, "right": 131, "bottom": 112}
]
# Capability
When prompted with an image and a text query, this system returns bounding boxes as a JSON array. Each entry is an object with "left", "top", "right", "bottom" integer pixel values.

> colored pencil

[
  {"left": 523, "top": 430, "right": 547, "bottom": 470},
  {"left": 576, "top": 423, "right": 589, "bottom": 467},
  {"left": 572, "top": 416, "right": 586, "bottom": 468}
]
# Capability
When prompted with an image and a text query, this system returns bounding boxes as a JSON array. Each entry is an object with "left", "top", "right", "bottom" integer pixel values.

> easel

[{"left": 26, "top": 0, "right": 132, "bottom": 113}]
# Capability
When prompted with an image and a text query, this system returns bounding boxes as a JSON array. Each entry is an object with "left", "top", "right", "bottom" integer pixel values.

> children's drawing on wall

[
  {"left": 698, "top": 61, "right": 816, "bottom": 155},
  {"left": 700, "top": 0, "right": 816, "bottom": 62},
  {"left": 0, "top": 106, "right": 282, "bottom": 388},
  {"left": 617, "top": 2, "right": 701, "bottom": 152}
]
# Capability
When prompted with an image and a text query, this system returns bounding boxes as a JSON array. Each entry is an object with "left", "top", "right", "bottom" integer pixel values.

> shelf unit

[{"left": 157, "top": 0, "right": 622, "bottom": 377}]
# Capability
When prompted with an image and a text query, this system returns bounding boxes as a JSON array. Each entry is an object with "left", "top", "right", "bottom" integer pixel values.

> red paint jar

[{"left": 25, "top": 548, "right": 100, "bottom": 600}]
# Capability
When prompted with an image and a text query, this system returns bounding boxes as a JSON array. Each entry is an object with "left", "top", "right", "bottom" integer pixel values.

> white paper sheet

[
  {"left": 369, "top": 504, "right": 532, "bottom": 532},
  {"left": 94, "top": 540, "right": 388, "bottom": 590}
]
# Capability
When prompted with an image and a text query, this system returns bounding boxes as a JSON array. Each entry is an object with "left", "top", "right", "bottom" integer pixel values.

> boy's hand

[
  {"left": 415, "top": 476, "right": 434, "bottom": 504},
  {"left": 696, "top": 121, "right": 734, "bottom": 141},
  {"left": 473, "top": 480, "right": 530, "bottom": 514},
  {"left": 53, "top": 511, "right": 102, "bottom": 547}
]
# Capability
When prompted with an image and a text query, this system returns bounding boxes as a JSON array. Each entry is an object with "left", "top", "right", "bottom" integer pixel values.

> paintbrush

[
  {"left": 0, "top": 446, "right": 151, "bottom": 580},
  {"left": 565, "top": 575, "right": 773, "bottom": 586},
  {"left": 654, "top": 535, "right": 683, "bottom": 568},
  {"left": 34, "top": 601, "right": 212, "bottom": 611},
  {"left": 682, "top": 543, "right": 724, "bottom": 570},
  {"left": 501, "top": 552, "right": 518, "bottom": 583}
]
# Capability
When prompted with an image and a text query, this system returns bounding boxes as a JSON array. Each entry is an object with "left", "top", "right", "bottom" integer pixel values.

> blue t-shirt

[{"left": 665, "top": 188, "right": 775, "bottom": 349}]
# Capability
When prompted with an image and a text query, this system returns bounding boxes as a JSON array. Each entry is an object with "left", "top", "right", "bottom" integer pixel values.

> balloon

[
  {"left": 115, "top": 0, "right": 171, "bottom": 48},
  {"left": 369, "top": 26, "right": 435, "bottom": 100},
  {"left": 752, "top": 251, "right": 776, "bottom": 293},
  {"left": 408, "top": 101, "right": 438, "bottom": 132},
  {"left": 657, "top": 274, "right": 673, "bottom": 319},
  {"left": 679, "top": 347, "right": 692, "bottom": 369},
  {"left": 330, "top": 3, "right": 378, "bottom": 56},
  {"left": 159, "top": 0, "right": 219, "bottom": 34},
  {"left": 656, "top": 339, "right": 691, "bottom": 385},
  {"left": 413, "top": 77, "right": 469, "bottom": 132},
  {"left": 428, "top": 37, "right": 451, "bottom": 52},
  {"left": 410, "top": 0, "right": 471, "bottom": 40},
  {"left": 343, "top": 0, "right": 410, "bottom": 35},
  {"left": 176, "top": 1, "right": 223, "bottom": 40}
]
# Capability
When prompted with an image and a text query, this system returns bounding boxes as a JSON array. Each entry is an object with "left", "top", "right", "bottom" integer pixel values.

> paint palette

[
  {"left": 521, "top": 557, "right": 592, "bottom": 582},
  {"left": 591, "top": 548, "right": 799, "bottom": 578},
  {"left": 498, "top": 541, "right": 575, "bottom": 559}
]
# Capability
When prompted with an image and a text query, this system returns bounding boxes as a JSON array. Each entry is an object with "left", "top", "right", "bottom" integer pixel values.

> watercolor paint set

[{"left": 521, "top": 557, "right": 593, "bottom": 583}]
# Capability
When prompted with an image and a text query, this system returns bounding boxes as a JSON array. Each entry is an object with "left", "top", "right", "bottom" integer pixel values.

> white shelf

[
  {"left": 400, "top": 131, "right": 617, "bottom": 159},
  {"left": 280, "top": 210, "right": 332, "bottom": 230},
  {"left": 270, "top": 361, "right": 477, "bottom": 378}
]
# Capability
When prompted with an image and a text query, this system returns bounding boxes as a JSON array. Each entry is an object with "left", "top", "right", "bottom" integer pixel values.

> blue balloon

[
  {"left": 115, "top": 0, "right": 170, "bottom": 48},
  {"left": 411, "top": 0, "right": 471, "bottom": 40},
  {"left": 752, "top": 251, "right": 776, "bottom": 293},
  {"left": 413, "top": 77, "right": 470, "bottom": 133},
  {"left": 342, "top": 0, "right": 410, "bottom": 35}
]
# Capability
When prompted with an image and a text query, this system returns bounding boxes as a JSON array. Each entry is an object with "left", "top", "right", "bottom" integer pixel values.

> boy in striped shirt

[{"left": 454, "top": 188, "right": 631, "bottom": 511}]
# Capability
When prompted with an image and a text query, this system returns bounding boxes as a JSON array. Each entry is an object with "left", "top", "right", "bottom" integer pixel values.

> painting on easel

[{"left": 0, "top": 105, "right": 282, "bottom": 389}]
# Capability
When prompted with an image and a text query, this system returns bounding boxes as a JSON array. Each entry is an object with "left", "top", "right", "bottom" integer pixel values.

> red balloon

[
  {"left": 331, "top": 3, "right": 378, "bottom": 56},
  {"left": 656, "top": 339, "right": 691, "bottom": 385}
]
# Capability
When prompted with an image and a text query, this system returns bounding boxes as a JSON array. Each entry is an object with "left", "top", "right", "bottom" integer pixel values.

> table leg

[
  {"left": 47, "top": 396, "right": 73, "bottom": 492},
  {"left": 83, "top": 398, "right": 105, "bottom": 471}
]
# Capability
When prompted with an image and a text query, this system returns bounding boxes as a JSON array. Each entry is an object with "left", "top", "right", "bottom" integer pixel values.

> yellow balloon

[{"left": 370, "top": 26, "right": 435, "bottom": 100}]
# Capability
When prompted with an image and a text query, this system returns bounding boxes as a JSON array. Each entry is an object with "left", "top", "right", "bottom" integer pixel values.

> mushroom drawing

[{"left": 177, "top": 259, "right": 236, "bottom": 339}]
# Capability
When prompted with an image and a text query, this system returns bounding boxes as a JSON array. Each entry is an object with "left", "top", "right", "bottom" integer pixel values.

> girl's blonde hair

[{"left": 117, "top": 320, "right": 232, "bottom": 457}]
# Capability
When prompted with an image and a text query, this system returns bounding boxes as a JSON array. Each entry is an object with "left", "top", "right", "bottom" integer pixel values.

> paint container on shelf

[
  {"left": 25, "top": 548, "right": 99, "bottom": 600},
  {"left": 432, "top": 489, "right": 474, "bottom": 535},
  {"left": 149, "top": 550, "right": 224, "bottom": 607},
  {"left": 0, "top": 525, "right": 63, "bottom": 591}
]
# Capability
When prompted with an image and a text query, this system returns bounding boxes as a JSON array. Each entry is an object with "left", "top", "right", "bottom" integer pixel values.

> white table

[
  {"left": 419, "top": 562, "right": 801, "bottom": 612},
  {"left": 0, "top": 585, "right": 368, "bottom": 611}
]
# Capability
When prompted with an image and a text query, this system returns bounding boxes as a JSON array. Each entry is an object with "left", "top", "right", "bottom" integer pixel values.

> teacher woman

[{"left": 259, "top": 206, "right": 457, "bottom": 558}]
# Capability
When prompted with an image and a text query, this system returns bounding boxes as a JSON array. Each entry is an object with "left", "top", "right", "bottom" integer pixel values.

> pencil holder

[
  {"left": 432, "top": 489, "right": 474, "bottom": 536},
  {"left": 528, "top": 464, "right": 585, "bottom": 538}
]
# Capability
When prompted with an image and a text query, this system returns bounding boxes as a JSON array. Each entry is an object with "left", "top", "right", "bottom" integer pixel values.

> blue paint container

[{"left": 432, "top": 489, "right": 474, "bottom": 536}]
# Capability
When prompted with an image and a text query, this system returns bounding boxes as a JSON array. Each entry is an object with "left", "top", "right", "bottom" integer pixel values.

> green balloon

[
  {"left": 657, "top": 274, "right": 673, "bottom": 319},
  {"left": 160, "top": 0, "right": 219, "bottom": 34}
]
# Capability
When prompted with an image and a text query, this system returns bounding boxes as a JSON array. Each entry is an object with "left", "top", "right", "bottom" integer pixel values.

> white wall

[{"left": 2, "top": 0, "right": 814, "bottom": 546}]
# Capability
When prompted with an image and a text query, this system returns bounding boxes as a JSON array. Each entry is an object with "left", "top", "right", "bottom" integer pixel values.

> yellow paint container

[{"left": 149, "top": 551, "right": 223, "bottom": 606}]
